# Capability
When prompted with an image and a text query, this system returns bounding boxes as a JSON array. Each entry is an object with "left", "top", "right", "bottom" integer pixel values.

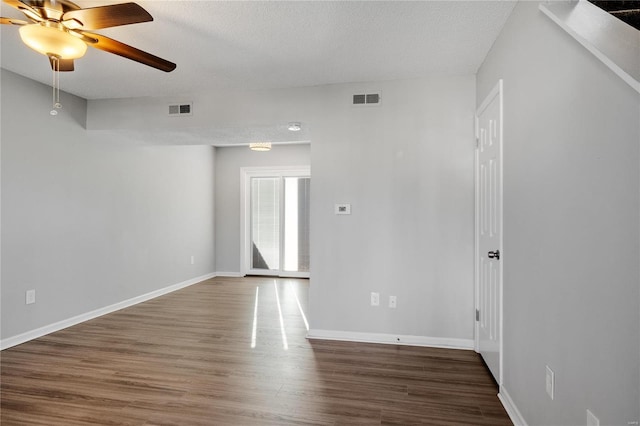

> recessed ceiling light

[{"left": 288, "top": 122, "right": 301, "bottom": 132}]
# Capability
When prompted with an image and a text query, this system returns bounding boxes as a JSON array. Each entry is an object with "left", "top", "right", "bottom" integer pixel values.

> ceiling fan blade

[
  {"left": 0, "top": 16, "right": 28, "bottom": 24},
  {"left": 19, "top": 0, "right": 57, "bottom": 19},
  {"left": 18, "top": 0, "right": 79, "bottom": 11},
  {"left": 3, "top": 0, "right": 31, "bottom": 10},
  {"left": 49, "top": 56, "right": 74, "bottom": 71},
  {"left": 3, "top": 0, "right": 43, "bottom": 21},
  {"left": 18, "top": 0, "right": 79, "bottom": 19},
  {"left": 17, "top": 0, "right": 43, "bottom": 6},
  {"left": 62, "top": 3, "right": 152, "bottom": 30},
  {"left": 81, "top": 31, "right": 176, "bottom": 72}
]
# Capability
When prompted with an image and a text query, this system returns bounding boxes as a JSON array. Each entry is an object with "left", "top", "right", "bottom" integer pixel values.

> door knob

[{"left": 488, "top": 250, "right": 500, "bottom": 260}]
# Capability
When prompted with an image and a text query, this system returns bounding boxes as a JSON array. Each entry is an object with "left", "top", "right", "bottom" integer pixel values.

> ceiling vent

[
  {"left": 168, "top": 102, "right": 192, "bottom": 116},
  {"left": 352, "top": 93, "right": 381, "bottom": 106}
]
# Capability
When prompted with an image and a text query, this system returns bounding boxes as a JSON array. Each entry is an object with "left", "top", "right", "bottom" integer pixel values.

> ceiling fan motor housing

[{"left": 3, "top": 0, "right": 176, "bottom": 72}]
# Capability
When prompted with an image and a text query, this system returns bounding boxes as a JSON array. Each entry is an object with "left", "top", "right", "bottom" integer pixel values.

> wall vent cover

[
  {"left": 352, "top": 93, "right": 381, "bottom": 106},
  {"left": 353, "top": 94, "right": 366, "bottom": 104},
  {"left": 168, "top": 103, "right": 193, "bottom": 116}
]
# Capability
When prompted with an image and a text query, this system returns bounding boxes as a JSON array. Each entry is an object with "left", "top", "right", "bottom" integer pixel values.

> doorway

[
  {"left": 241, "top": 166, "right": 310, "bottom": 278},
  {"left": 475, "top": 80, "right": 503, "bottom": 385}
]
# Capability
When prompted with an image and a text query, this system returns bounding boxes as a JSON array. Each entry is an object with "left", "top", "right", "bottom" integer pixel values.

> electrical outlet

[
  {"left": 26, "top": 289, "right": 36, "bottom": 305},
  {"left": 371, "top": 292, "right": 380, "bottom": 306},
  {"left": 389, "top": 296, "right": 397, "bottom": 308},
  {"left": 586, "top": 409, "right": 599, "bottom": 426},
  {"left": 545, "top": 365, "right": 555, "bottom": 400},
  {"left": 190, "top": 255, "right": 195, "bottom": 265}
]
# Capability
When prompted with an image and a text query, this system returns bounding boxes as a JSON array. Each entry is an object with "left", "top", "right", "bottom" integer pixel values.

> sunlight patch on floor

[
  {"left": 251, "top": 286, "right": 259, "bottom": 348},
  {"left": 273, "top": 280, "right": 289, "bottom": 350},
  {"left": 290, "top": 282, "right": 309, "bottom": 331}
]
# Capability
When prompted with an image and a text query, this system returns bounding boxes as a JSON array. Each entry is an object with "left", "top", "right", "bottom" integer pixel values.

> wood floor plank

[{"left": 1, "top": 276, "right": 511, "bottom": 425}]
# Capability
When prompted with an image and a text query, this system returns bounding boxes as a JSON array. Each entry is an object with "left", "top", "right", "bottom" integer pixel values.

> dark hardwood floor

[{"left": 1, "top": 276, "right": 512, "bottom": 425}]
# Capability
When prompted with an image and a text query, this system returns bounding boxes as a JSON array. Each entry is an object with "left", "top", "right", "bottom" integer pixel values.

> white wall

[
  {"left": 1, "top": 70, "right": 216, "bottom": 342},
  {"left": 214, "top": 144, "right": 310, "bottom": 274},
  {"left": 477, "top": 2, "right": 640, "bottom": 425},
  {"left": 308, "top": 76, "right": 476, "bottom": 342},
  {"left": 87, "top": 75, "right": 477, "bottom": 345},
  {"left": 86, "top": 86, "right": 316, "bottom": 147}
]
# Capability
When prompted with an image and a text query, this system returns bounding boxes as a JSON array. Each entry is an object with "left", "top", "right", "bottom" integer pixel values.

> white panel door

[{"left": 476, "top": 81, "right": 503, "bottom": 384}]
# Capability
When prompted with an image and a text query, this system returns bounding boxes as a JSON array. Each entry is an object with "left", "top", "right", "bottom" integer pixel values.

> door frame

[
  {"left": 240, "top": 165, "right": 311, "bottom": 278},
  {"left": 474, "top": 79, "right": 504, "bottom": 384}
]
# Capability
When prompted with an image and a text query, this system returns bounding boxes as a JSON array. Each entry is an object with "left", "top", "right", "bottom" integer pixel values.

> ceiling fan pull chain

[
  {"left": 50, "top": 56, "right": 56, "bottom": 115},
  {"left": 56, "top": 60, "right": 61, "bottom": 109},
  {"left": 50, "top": 55, "right": 62, "bottom": 116}
]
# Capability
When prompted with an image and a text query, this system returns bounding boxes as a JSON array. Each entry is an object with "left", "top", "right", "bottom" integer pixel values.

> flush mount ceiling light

[
  {"left": 287, "top": 122, "right": 302, "bottom": 132},
  {"left": 249, "top": 142, "right": 272, "bottom": 152}
]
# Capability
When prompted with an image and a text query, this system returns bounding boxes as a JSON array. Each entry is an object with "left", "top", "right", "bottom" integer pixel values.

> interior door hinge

[{"left": 476, "top": 309, "right": 480, "bottom": 321}]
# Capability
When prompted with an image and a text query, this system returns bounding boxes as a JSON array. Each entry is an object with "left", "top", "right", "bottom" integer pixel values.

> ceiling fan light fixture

[
  {"left": 249, "top": 142, "right": 272, "bottom": 152},
  {"left": 19, "top": 24, "right": 87, "bottom": 59}
]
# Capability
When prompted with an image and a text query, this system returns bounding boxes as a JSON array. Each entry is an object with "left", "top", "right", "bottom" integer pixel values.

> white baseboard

[
  {"left": 0, "top": 272, "right": 217, "bottom": 351},
  {"left": 307, "top": 329, "right": 474, "bottom": 350},
  {"left": 215, "top": 271, "right": 243, "bottom": 277},
  {"left": 498, "top": 385, "right": 527, "bottom": 426}
]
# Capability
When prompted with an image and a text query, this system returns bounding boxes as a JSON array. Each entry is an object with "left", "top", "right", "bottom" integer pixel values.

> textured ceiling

[{"left": 1, "top": 1, "right": 516, "bottom": 100}]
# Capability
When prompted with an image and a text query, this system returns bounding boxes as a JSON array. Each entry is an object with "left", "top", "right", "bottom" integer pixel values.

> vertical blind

[{"left": 250, "top": 176, "right": 310, "bottom": 273}]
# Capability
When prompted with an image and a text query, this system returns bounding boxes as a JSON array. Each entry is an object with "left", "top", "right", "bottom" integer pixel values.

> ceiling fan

[{"left": 0, "top": 0, "right": 176, "bottom": 73}]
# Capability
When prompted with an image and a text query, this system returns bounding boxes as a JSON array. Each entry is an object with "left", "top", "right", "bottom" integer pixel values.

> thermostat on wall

[{"left": 335, "top": 204, "right": 351, "bottom": 215}]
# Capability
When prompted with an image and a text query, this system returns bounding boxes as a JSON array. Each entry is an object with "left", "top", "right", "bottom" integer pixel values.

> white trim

[
  {"left": 240, "top": 166, "right": 311, "bottom": 278},
  {"left": 218, "top": 141, "right": 312, "bottom": 148},
  {"left": 498, "top": 385, "right": 528, "bottom": 426},
  {"left": 240, "top": 165, "right": 312, "bottom": 175},
  {"left": 539, "top": 1, "right": 640, "bottom": 94},
  {"left": 498, "top": 80, "right": 504, "bottom": 386},
  {"left": 215, "top": 271, "right": 244, "bottom": 277},
  {"left": 475, "top": 79, "right": 504, "bottom": 385},
  {"left": 0, "top": 272, "right": 216, "bottom": 350},
  {"left": 277, "top": 271, "right": 310, "bottom": 278},
  {"left": 474, "top": 115, "right": 480, "bottom": 352},
  {"left": 307, "top": 329, "right": 474, "bottom": 350},
  {"left": 476, "top": 79, "right": 501, "bottom": 116}
]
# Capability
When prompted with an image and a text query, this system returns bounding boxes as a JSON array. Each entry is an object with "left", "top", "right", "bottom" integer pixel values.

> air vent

[
  {"left": 352, "top": 93, "right": 381, "bottom": 106},
  {"left": 353, "top": 94, "right": 366, "bottom": 104},
  {"left": 168, "top": 102, "right": 193, "bottom": 116},
  {"left": 366, "top": 94, "right": 379, "bottom": 104}
]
